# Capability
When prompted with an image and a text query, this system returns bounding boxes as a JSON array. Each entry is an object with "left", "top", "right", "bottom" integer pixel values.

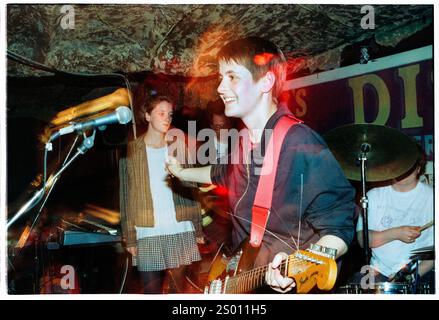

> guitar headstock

[{"left": 287, "top": 245, "right": 338, "bottom": 293}]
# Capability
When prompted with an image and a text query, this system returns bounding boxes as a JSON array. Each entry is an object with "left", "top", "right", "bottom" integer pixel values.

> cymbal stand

[
  {"left": 358, "top": 143, "right": 371, "bottom": 265},
  {"left": 413, "top": 259, "right": 420, "bottom": 294}
]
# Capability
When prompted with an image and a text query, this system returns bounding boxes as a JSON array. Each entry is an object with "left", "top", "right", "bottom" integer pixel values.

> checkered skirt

[{"left": 136, "top": 231, "right": 201, "bottom": 272}]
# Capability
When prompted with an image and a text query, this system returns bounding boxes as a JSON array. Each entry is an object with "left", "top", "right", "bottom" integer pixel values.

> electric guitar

[{"left": 205, "top": 238, "right": 338, "bottom": 294}]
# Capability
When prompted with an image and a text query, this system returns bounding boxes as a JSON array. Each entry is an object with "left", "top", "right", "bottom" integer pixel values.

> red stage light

[
  {"left": 254, "top": 53, "right": 274, "bottom": 66},
  {"left": 213, "top": 185, "right": 228, "bottom": 197}
]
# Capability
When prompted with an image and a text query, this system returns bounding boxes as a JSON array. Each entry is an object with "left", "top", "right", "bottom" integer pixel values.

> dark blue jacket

[{"left": 211, "top": 105, "right": 355, "bottom": 267}]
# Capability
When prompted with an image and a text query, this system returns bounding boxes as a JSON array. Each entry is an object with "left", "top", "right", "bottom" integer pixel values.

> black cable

[
  {"left": 7, "top": 50, "right": 59, "bottom": 74},
  {"left": 118, "top": 254, "right": 130, "bottom": 294},
  {"left": 8, "top": 49, "right": 134, "bottom": 94},
  {"left": 8, "top": 49, "right": 136, "bottom": 137}
]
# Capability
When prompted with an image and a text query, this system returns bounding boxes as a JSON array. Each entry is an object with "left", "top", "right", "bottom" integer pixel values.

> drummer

[{"left": 356, "top": 144, "right": 434, "bottom": 291}]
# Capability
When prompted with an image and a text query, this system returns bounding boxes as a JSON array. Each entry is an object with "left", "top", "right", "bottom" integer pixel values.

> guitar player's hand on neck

[
  {"left": 265, "top": 252, "right": 296, "bottom": 293},
  {"left": 266, "top": 235, "right": 346, "bottom": 293}
]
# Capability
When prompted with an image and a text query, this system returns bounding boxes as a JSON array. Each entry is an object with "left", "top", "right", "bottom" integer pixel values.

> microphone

[{"left": 56, "top": 106, "right": 132, "bottom": 137}]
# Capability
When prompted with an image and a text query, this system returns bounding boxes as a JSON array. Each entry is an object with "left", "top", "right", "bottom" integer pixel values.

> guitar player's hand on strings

[
  {"left": 265, "top": 252, "right": 296, "bottom": 293},
  {"left": 165, "top": 156, "right": 184, "bottom": 179}
]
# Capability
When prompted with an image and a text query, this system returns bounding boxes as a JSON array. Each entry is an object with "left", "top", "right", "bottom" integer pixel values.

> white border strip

[{"left": 284, "top": 45, "right": 432, "bottom": 90}]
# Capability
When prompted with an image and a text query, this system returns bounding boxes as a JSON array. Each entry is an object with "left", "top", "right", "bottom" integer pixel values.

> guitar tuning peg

[
  {"left": 309, "top": 243, "right": 322, "bottom": 252},
  {"left": 323, "top": 247, "right": 337, "bottom": 259},
  {"left": 308, "top": 243, "right": 337, "bottom": 259}
]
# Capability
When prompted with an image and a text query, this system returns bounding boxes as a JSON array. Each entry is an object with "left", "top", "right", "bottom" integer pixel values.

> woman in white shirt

[{"left": 120, "top": 95, "right": 202, "bottom": 293}]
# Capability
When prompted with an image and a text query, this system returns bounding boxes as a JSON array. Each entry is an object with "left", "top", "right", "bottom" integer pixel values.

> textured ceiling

[{"left": 7, "top": 4, "right": 433, "bottom": 78}]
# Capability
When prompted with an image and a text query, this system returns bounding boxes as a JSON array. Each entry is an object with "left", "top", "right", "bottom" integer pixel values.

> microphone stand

[
  {"left": 7, "top": 132, "right": 96, "bottom": 293},
  {"left": 7, "top": 131, "right": 96, "bottom": 230},
  {"left": 358, "top": 143, "right": 371, "bottom": 265},
  {"left": 9, "top": 136, "right": 79, "bottom": 265}
]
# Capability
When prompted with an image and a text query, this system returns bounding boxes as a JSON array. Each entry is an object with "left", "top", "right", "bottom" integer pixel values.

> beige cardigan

[{"left": 119, "top": 134, "right": 202, "bottom": 247}]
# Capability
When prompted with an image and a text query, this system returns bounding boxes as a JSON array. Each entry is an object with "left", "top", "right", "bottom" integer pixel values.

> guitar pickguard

[{"left": 226, "top": 250, "right": 242, "bottom": 275}]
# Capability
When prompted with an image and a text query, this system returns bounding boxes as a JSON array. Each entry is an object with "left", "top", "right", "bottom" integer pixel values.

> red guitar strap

[{"left": 250, "top": 115, "right": 301, "bottom": 247}]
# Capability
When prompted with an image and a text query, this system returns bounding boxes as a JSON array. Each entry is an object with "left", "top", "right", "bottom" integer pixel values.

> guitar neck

[
  {"left": 206, "top": 242, "right": 338, "bottom": 294},
  {"left": 221, "top": 248, "right": 337, "bottom": 294},
  {"left": 223, "top": 262, "right": 285, "bottom": 294}
]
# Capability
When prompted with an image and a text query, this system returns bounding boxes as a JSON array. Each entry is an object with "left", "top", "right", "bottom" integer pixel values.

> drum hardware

[
  {"left": 340, "top": 281, "right": 431, "bottom": 294},
  {"left": 324, "top": 124, "right": 419, "bottom": 182},
  {"left": 340, "top": 282, "right": 413, "bottom": 294},
  {"left": 410, "top": 245, "right": 435, "bottom": 261},
  {"left": 324, "top": 124, "right": 419, "bottom": 264},
  {"left": 390, "top": 259, "right": 418, "bottom": 282}
]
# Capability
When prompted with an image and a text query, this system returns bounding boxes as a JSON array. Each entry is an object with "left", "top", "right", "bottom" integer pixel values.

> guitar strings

[
  {"left": 225, "top": 255, "right": 311, "bottom": 293},
  {"left": 227, "top": 257, "right": 302, "bottom": 284},
  {"left": 228, "top": 196, "right": 303, "bottom": 253},
  {"left": 216, "top": 136, "right": 309, "bottom": 256},
  {"left": 225, "top": 212, "right": 299, "bottom": 253}
]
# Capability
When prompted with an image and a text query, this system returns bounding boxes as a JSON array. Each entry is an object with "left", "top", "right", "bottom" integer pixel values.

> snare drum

[{"left": 340, "top": 282, "right": 412, "bottom": 294}]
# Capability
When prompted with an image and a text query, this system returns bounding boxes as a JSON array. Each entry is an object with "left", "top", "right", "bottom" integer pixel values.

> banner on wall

[{"left": 282, "top": 45, "right": 433, "bottom": 160}]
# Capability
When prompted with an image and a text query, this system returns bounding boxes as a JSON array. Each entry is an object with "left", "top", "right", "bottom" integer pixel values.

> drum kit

[
  {"left": 324, "top": 124, "right": 434, "bottom": 294},
  {"left": 339, "top": 245, "right": 434, "bottom": 294}
]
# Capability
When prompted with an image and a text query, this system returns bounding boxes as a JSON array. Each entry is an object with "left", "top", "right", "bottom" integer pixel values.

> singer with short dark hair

[{"left": 167, "top": 37, "right": 356, "bottom": 293}]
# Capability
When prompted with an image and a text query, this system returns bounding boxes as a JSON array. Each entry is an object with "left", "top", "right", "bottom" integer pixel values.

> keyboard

[{"left": 62, "top": 230, "right": 121, "bottom": 246}]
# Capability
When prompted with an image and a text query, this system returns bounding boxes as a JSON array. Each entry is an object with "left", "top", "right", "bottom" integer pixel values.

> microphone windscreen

[{"left": 116, "top": 106, "right": 133, "bottom": 124}]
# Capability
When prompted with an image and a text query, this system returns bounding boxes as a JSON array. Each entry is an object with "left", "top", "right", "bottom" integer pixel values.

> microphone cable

[
  {"left": 7, "top": 49, "right": 136, "bottom": 137},
  {"left": 118, "top": 252, "right": 130, "bottom": 294}
]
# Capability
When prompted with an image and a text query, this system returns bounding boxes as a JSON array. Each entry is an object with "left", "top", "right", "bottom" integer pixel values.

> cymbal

[
  {"left": 411, "top": 246, "right": 434, "bottom": 254},
  {"left": 410, "top": 246, "right": 435, "bottom": 260},
  {"left": 324, "top": 124, "right": 419, "bottom": 182}
]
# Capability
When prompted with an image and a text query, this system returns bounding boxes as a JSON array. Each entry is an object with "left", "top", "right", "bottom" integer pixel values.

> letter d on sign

[{"left": 349, "top": 74, "right": 391, "bottom": 125}]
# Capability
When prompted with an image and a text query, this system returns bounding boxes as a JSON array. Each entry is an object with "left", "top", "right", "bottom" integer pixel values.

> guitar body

[
  {"left": 205, "top": 238, "right": 338, "bottom": 294},
  {"left": 207, "top": 239, "right": 260, "bottom": 284}
]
